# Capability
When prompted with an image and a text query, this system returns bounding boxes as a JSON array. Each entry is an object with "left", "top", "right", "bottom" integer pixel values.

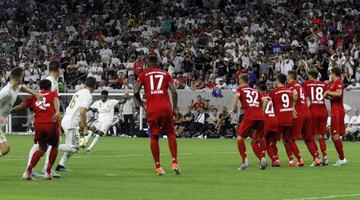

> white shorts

[
  {"left": 346, "top": 126, "right": 360, "bottom": 134},
  {"left": 92, "top": 120, "right": 113, "bottom": 133},
  {"left": 63, "top": 125, "right": 80, "bottom": 148}
]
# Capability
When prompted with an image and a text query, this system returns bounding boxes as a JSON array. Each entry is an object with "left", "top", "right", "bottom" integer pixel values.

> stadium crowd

[{"left": 0, "top": 0, "right": 360, "bottom": 91}]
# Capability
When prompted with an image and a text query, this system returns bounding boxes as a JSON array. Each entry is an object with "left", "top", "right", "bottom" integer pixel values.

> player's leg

[
  {"left": 86, "top": 123, "right": 109, "bottom": 153},
  {"left": 0, "top": 131, "right": 10, "bottom": 157},
  {"left": 44, "top": 124, "right": 60, "bottom": 179},
  {"left": 331, "top": 113, "right": 346, "bottom": 166},
  {"left": 315, "top": 116, "right": 328, "bottom": 165},
  {"left": 237, "top": 119, "right": 252, "bottom": 170},
  {"left": 147, "top": 113, "right": 164, "bottom": 175},
  {"left": 302, "top": 118, "right": 320, "bottom": 166},
  {"left": 266, "top": 131, "right": 280, "bottom": 167},
  {"left": 56, "top": 127, "right": 80, "bottom": 171},
  {"left": 281, "top": 126, "right": 295, "bottom": 166},
  {"left": 160, "top": 112, "right": 180, "bottom": 174},
  {"left": 23, "top": 131, "right": 47, "bottom": 180},
  {"left": 289, "top": 119, "right": 303, "bottom": 166}
]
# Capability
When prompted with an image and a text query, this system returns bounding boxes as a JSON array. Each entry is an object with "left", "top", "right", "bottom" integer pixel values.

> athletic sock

[
  {"left": 150, "top": 135, "right": 161, "bottom": 168},
  {"left": 289, "top": 140, "right": 302, "bottom": 161},
  {"left": 271, "top": 143, "right": 279, "bottom": 159},
  {"left": 27, "top": 144, "right": 38, "bottom": 167},
  {"left": 43, "top": 146, "right": 52, "bottom": 170},
  {"left": 284, "top": 142, "right": 293, "bottom": 161},
  {"left": 167, "top": 134, "right": 178, "bottom": 164},
  {"left": 237, "top": 139, "right": 247, "bottom": 163},
  {"left": 333, "top": 138, "right": 345, "bottom": 160},
  {"left": 251, "top": 142, "right": 261, "bottom": 160},
  {"left": 84, "top": 131, "right": 93, "bottom": 142},
  {"left": 318, "top": 138, "right": 327, "bottom": 158},
  {"left": 46, "top": 147, "right": 58, "bottom": 174},
  {"left": 58, "top": 144, "right": 75, "bottom": 152},
  {"left": 27, "top": 150, "right": 43, "bottom": 173},
  {"left": 266, "top": 144, "right": 277, "bottom": 162},
  {"left": 59, "top": 152, "right": 73, "bottom": 167},
  {"left": 258, "top": 139, "right": 267, "bottom": 158},
  {"left": 305, "top": 139, "right": 318, "bottom": 160},
  {"left": 87, "top": 134, "right": 101, "bottom": 151}
]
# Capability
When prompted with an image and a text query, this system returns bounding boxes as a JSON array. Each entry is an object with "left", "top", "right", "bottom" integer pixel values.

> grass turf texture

[{"left": 0, "top": 135, "right": 359, "bottom": 200}]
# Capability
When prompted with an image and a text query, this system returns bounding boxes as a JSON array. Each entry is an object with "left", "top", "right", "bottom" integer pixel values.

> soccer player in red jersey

[
  {"left": 324, "top": 67, "right": 347, "bottom": 166},
  {"left": 229, "top": 74, "right": 267, "bottom": 170},
  {"left": 287, "top": 70, "right": 320, "bottom": 166},
  {"left": 270, "top": 73, "right": 303, "bottom": 167},
  {"left": 303, "top": 70, "right": 329, "bottom": 166},
  {"left": 134, "top": 52, "right": 180, "bottom": 175},
  {"left": 11, "top": 79, "right": 60, "bottom": 180},
  {"left": 258, "top": 84, "right": 281, "bottom": 167}
]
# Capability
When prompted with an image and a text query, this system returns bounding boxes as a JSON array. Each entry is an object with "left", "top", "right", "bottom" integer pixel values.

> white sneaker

[
  {"left": 204, "top": 135, "right": 208, "bottom": 139},
  {"left": 259, "top": 157, "right": 267, "bottom": 170},
  {"left": 22, "top": 171, "right": 33, "bottom": 181},
  {"left": 333, "top": 158, "right": 347, "bottom": 166},
  {"left": 238, "top": 158, "right": 249, "bottom": 170},
  {"left": 43, "top": 173, "right": 54, "bottom": 180}
]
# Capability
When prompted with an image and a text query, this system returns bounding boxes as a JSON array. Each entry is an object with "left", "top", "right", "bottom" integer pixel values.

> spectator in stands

[
  {"left": 217, "top": 106, "right": 230, "bottom": 138},
  {"left": 120, "top": 93, "right": 136, "bottom": 137},
  {"left": 178, "top": 106, "right": 195, "bottom": 138},
  {"left": 192, "top": 95, "right": 207, "bottom": 109},
  {"left": 189, "top": 107, "right": 209, "bottom": 138},
  {"left": 346, "top": 79, "right": 360, "bottom": 90},
  {"left": 345, "top": 109, "right": 360, "bottom": 141},
  {"left": 229, "top": 106, "right": 241, "bottom": 138}
]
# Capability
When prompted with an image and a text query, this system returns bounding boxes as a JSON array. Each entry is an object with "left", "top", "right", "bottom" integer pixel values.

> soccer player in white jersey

[
  {"left": 83, "top": 90, "right": 126, "bottom": 153},
  {"left": 25, "top": 61, "right": 61, "bottom": 177},
  {"left": 0, "top": 68, "right": 42, "bottom": 157},
  {"left": 55, "top": 77, "right": 96, "bottom": 172}
]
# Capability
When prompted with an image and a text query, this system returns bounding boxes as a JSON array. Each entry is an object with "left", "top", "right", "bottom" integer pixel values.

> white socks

[
  {"left": 84, "top": 131, "right": 93, "bottom": 142},
  {"left": 58, "top": 144, "right": 77, "bottom": 153},
  {"left": 27, "top": 144, "right": 38, "bottom": 167},
  {"left": 43, "top": 146, "right": 52, "bottom": 170},
  {"left": 87, "top": 134, "right": 101, "bottom": 151},
  {"left": 59, "top": 152, "right": 73, "bottom": 167}
]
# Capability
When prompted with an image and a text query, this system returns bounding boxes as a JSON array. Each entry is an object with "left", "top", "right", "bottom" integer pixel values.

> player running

[
  {"left": 11, "top": 79, "right": 60, "bottom": 180},
  {"left": 25, "top": 60, "right": 61, "bottom": 177},
  {"left": 303, "top": 69, "right": 329, "bottom": 166},
  {"left": 55, "top": 77, "right": 96, "bottom": 172},
  {"left": 82, "top": 90, "right": 126, "bottom": 153},
  {"left": 258, "top": 84, "right": 281, "bottom": 167},
  {"left": 134, "top": 52, "right": 180, "bottom": 176},
  {"left": 271, "top": 73, "right": 303, "bottom": 167},
  {"left": 229, "top": 74, "right": 267, "bottom": 170},
  {"left": 0, "top": 68, "right": 42, "bottom": 157},
  {"left": 287, "top": 70, "right": 320, "bottom": 166},
  {"left": 324, "top": 67, "right": 347, "bottom": 166}
]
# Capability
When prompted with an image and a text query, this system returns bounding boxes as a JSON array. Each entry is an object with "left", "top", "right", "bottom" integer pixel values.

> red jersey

[
  {"left": 23, "top": 90, "right": 59, "bottom": 124},
  {"left": 287, "top": 81, "right": 311, "bottom": 117},
  {"left": 192, "top": 101, "right": 205, "bottom": 109},
  {"left": 134, "top": 60, "right": 145, "bottom": 76},
  {"left": 236, "top": 86, "right": 265, "bottom": 120},
  {"left": 137, "top": 68, "right": 174, "bottom": 113},
  {"left": 303, "top": 80, "right": 328, "bottom": 117},
  {"left": 261, "top": 93, "right": 276, "bottom": 119},
  {"left": 270, "top": 87, "right": 294, "bottom": 126},
  {"left": 328, "top": 79, "right": 344, "bottom": 113}
]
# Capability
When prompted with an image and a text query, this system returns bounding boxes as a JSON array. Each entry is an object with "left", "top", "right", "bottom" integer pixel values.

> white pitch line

[{"left": 284, "top": 193, "right": 360, "bottom": 200}]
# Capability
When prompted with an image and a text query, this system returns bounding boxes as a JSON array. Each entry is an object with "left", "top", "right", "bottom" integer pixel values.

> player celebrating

[
  {"left": 229, "top": 74, "right": 267, "bottom": 170},
  {"left": 258, "top": 84, "right": 281, "bottom": 167},
  {"left": 287, "top": 70, "right": 320, "bottom": 166},
  {"left": 0, "top": 68, "right": 42, "bottom": 157},
  {"left": 55, "top": 77, "right": 96, "bottom": 172},
  {"left": 11, "top": 79, "right": 60, "bottom": 180},
  {"left": 25, "top": 60, "right": 61, "bottom": 177},
  {"left": 83, "top": 90, "right": 126, "bottom": 153},
  {"left": 134, "top": 52, "right": 180, "bottom": 176},
  {"left": 303, "top": 69, "right": 329, "bottom": 166},
  {"left": 324, "top": 67, "right": 347, "bottom": 166},
  {"left": 270, "top": 73, "right": 303, "bottom": 167}
]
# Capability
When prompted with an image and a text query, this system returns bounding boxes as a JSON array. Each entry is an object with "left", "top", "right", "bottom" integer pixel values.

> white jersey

[
  {"left": 46, "top": 75, "right": 58, "bottom": 92},
  {"left": 0, "top": 83, "right": 21, "bottom": 117},
  {"left": 62, "top": 89, "right": 93, "bottom": 128},
  {"left": 90, "top": 99, "right": 118, "bottom": 123}
]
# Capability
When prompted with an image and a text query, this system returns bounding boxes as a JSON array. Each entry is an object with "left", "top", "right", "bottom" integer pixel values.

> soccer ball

[{"left": 79, "top": 137, "right": 88, "bottom": 149}]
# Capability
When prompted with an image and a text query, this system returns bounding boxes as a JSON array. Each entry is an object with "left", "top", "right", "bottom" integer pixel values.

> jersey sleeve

[
  {"left": 111, "top": 99, "right": 119, "bottom": 107},
  {"left": 90, "top": 101, "right": 99, "bottom": 109},
  {"left": 23, "top": 96, "right": 35, "bottom": 107},
  {"left": 80, "top": 94, "right": 93, "bottom": 109},
  {"left": 137, "top": 73, "right": 144, "bottom": 84},
  {"left": 335, "top": 80, "right": 343, "bottom": 90}
]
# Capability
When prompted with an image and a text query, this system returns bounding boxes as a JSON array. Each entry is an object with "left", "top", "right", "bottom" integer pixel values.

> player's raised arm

[
  {"left": 168, "top": 83, "right": 178, "bottom": 111},
  {"left": 10, "top": 102, "right": 28, "bottom": 113},
  {"left": 20, "top": 85, "right": 43, "bottom": 99}
]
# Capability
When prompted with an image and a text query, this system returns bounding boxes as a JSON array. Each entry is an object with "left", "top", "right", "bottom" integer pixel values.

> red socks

[
  {"left": 318, "top": 138, "right": 327, "bottom": 158},
  {"left": 251, "top": 142, "right": 261, "bottom": 160},
  {"left": 271, "top": 143, "right": 278, "bottom": 157},
  {"left": 46, "top": 147, "right": 58, "bottom": 174},
  {"left": 267, "top": 144, "right": 277, "bottom": 162},
  {"left": 333, "top": 138, "right": 345, "bottom": 160},
  {"left": 258, "top": 139, "right": 267, "bottom": 158},
  {"left": 289, "top": 141, "right": 302, "bottom": 161},
  {"left": 237, "top": 139, "right": 247, "bottom": 163},
  {"left": 150, "top": 135, "right": 161, "bottom": 168},
  {"left": 305, "top": 139, "right": 319, "bottom": 160},
  {"left": 27, "top": 150, "right": 43, "bottom": 173},
  {"left": 284, "top": 142, "right": 294, "bottom": 161},
  {"left": 167, "top": 134, "right": 178, "bottom": 164}
]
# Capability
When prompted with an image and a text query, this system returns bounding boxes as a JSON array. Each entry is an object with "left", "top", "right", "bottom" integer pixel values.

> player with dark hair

[
  {"left": 270, "top": 73, "right": 303, "bottom": 167},
  {"left": 134, "top": 52, "right": 180, "bottom": 175},
  {"left": 324, "top": 67, "right": 347, "bottom": 166},
  {"left": 11, "top": 79, "right": 60, "bottom": 180},
  {"left": 287, "top": 70, "right": 320, "bottom": 167},
  {"left": 303, "top": 69, "right": 329, "bottom": 166},
  {"left": 0, "top": 68, "right": 43, "bottom": 157},
  {"left": 230, "top": 74, "right": 268, "bottom": 170},
  {"left": 258, "top": 84, "right": 281, "bottom": 167}
]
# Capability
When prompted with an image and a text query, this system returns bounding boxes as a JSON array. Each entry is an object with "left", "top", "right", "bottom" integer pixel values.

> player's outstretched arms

[
  {"left": 20, "top": 85, "right": 43, "bottom": 99},
  {"left": 10, "top": 103, "right": 27, "bottom": 114}
]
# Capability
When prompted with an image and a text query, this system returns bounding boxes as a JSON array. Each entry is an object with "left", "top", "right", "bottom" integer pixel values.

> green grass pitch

[{"left": 0, "top": 135, "right": 359, "bottom": 200}]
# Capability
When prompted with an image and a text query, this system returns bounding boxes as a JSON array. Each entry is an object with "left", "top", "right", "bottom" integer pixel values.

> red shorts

[
  {"left": 292, "top": 115, "right": 312, "bottom": 140},
  {"left": 264, "top": 118, "right": 280, "bottom": 142},
  {"left": 34, "top": 123, "right": 60, "bottom": 149},
  {"left": 331, "top": 111, "right": 345, "bottom": 136},
  {"left": 279, "top": 125, "right": 292, "bottom": 141},
  {"left": 311, "top": 114, "right": 328, "bottom": 135},
  {"left": 147, "top": 111, "right": 175, "bottom": 136},
  {"left": 238, "top": 119, "right": 264, "bottom": 138}
]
